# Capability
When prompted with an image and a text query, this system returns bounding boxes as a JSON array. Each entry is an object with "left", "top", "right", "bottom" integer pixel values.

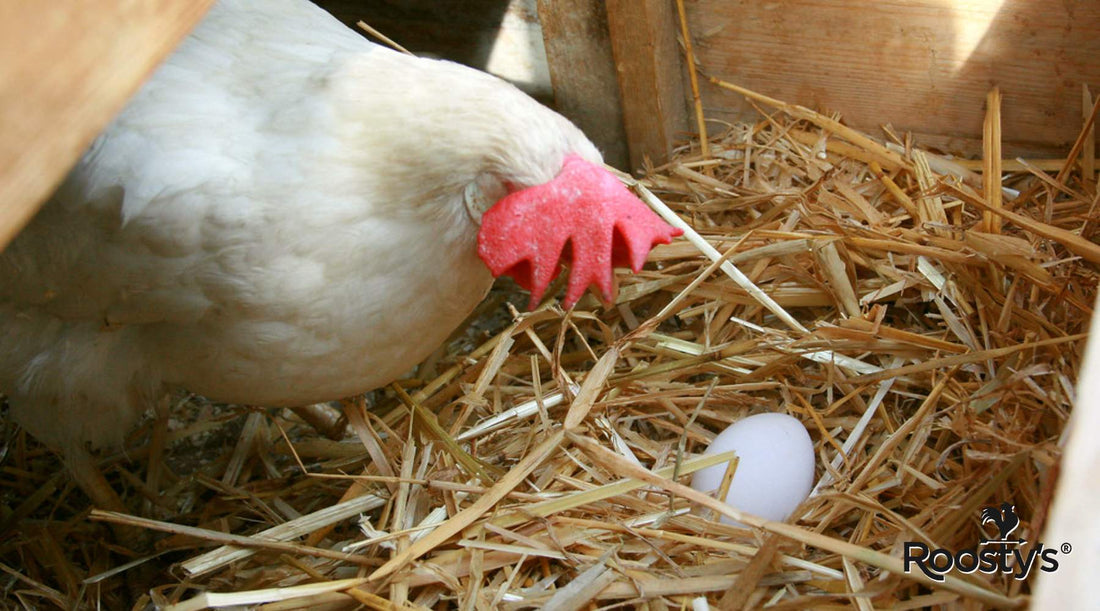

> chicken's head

[{"left": 476, "top": 155, "right": 682, "bottom": 309}]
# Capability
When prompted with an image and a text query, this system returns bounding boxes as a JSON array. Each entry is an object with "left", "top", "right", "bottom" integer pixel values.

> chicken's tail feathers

[{"left": 1, "top": 307, "right": 163, "bottom": 451}]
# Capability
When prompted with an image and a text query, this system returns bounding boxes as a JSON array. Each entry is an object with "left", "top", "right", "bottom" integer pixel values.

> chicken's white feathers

[{"left": 0, "top": 0, "right": 599, "bottom": 450}]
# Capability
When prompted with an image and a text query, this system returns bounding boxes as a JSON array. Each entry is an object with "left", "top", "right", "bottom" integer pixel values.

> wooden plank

[
  {"left": 1033, "top": 294, "right": 1100, "bottom": 607},
  {"left": 686, "top": 0, "right": 1100, "bottom": 157},
  {"left": 605, "top": 0, "right": 690, "bottom": 171},
  {"left": 537, "top": 0, "right": 629, "bottom": 169},
  {"left": 0, "top": 1, "right": 215, "bottom": 250}
]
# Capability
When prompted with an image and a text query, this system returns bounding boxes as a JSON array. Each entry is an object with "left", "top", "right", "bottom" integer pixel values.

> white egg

[{"left": 690, "top": 412, "right": 815, "bottom": 525}]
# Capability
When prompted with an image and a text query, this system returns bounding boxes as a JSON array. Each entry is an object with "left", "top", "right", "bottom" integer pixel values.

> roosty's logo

[
  {"left": 902, "top": 501, "right": 1071, "bottom": 583},
  {"left": 980, "top": 502, "right": 1021, "bottom": 544}
]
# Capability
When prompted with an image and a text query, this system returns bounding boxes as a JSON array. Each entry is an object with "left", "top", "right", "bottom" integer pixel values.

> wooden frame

[
  {"left": 604, "top": 0, "right": 690, "bottom": 172},
  {"left": 0, "top": 1, "right": 215, "bottom": 250},
  {"left": 537, "top": 0, "right": 630, "bottom": 169}
]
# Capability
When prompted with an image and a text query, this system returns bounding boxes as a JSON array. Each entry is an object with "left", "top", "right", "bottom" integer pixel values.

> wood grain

[
  {"left": 0, "top": 1, "right": 215, "bottom": 250},
  {"left": 537, "top": 0, "right": 629, "bottom": 169},
  {"left": 605, "top": 0, "right": 690, "bottom": 171},
  {"left": 685, "top": 0, "right": 1100, "bottom": 157}
]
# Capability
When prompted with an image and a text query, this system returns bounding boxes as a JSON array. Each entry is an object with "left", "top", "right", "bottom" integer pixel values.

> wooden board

[
  {"left": 682, "top": 0, "right": 1100, "bottom": 158},
  {"left": 606, "top": 0, "right": 690, "bottom": 171},
  {"left": 1034, "top": 293, "right": 1100, "bottom": 607},
  {"left": 0, "top": 1, "right": 214, "bottom": 250},
  {"left": 537, "top": 0, "right": 629, "bottom": 169}
]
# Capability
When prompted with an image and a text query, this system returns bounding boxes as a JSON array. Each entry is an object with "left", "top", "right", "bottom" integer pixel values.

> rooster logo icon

[
  {"left": 903, "top": 501, "right": 1065, "bottom": 582},
  {"left": 980, "top": 502, "right": 1022, "bottom": 544}
]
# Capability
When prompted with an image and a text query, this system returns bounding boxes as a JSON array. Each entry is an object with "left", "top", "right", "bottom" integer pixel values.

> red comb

[{"left": 477, "top": 154, "right": 682, "bottom": 309}]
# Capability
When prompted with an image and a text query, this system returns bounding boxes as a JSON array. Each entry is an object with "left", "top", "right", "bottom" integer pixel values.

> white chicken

[{"left": 0, "top": 0, "right": 679, "bottom": 510}]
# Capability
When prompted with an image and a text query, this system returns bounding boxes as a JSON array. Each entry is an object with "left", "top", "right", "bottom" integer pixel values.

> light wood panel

[
  {"left": 0, "top": 1, "right": 215, "bottom": 250},
  {"left": 684, "top": 0, "right": 1100, "bottom": 157}
]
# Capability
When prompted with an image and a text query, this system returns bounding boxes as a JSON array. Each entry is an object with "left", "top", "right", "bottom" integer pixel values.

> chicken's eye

[{"left": 463, "top": 172, "right": 507, "bottom": 224}]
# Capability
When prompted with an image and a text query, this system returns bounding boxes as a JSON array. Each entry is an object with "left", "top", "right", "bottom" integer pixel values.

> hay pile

[{"left": 2, "top": 82, "right": 1096, "bottom": 610}]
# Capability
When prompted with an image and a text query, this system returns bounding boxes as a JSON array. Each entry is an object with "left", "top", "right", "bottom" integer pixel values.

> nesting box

[{"left": 1, "top": 1, "right": 1097, "bottom": 609}]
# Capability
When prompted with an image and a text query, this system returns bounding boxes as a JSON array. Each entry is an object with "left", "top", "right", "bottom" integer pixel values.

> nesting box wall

[{"left": 685, "top": 0, "right": 1100, "bottom": 158}]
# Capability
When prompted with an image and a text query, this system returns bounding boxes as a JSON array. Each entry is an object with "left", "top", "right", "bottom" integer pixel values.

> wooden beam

[
  {"left": 605, "top": 0, "right": 689, "bottom": 172},
  {"left": 0, "top": 1, "right": 215, "bottom": 250},
  {"left": 1034, "top": 295, "right": 1100, "bottom": 608},
  {"left": 537, "top": 0, "right": 629, "bottom": 170}
]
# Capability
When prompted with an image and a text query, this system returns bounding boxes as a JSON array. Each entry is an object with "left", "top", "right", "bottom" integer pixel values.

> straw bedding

[{"left": 1, "top": 80, "right": 1096, "bottom": 610}]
